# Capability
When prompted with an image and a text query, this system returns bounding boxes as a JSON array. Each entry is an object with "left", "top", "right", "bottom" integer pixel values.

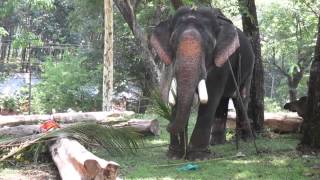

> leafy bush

[
  {"left": 32, "top": 53, "right": 101, "bottom": 113},
  {"left": 0, "top": 96, "right": 17, "bottom": 112}
]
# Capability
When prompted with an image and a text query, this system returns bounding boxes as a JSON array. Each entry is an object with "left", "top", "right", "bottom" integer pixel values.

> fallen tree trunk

[
  {"left": 113, "top": 119, "right": 160, "bottom": 136},
  {"left": 0, "top": 125, "right": 41, "bottom": 136},
  {"left": 0, "top": 111, "right": 135, "bottom": 127},
  {"left": 50, "top": 138, "right": 119, "bottom": 180},
  {"left": 0, "top": 119, "right": 160, "bottom": 137},
  {"left": 227, "top": 112, "right": 303, "bottom": 133}
]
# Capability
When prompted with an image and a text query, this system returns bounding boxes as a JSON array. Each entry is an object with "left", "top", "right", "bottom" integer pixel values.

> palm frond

[
  {"left": 150, "top": 90, "right": 172, "bottom": 122},
  {"left": 0, "top": 123, "right": 143, "bottom": 162}
]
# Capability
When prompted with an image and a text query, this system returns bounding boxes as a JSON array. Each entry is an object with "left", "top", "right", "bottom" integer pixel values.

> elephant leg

[
  {"left": 210, "top": 97, "right": 229, "bottom": 145},
  {"left": 187, "top": 87, "right": 226, "bottom": 160},
  {"left": 232, "top": 84, "right": 252, "bottom": 140},
  {"left": 167, "top": 107, "right": 188, "bottom": 160},
  {"left": 167, "top": 132, "right": 187, "bottom": 159}
]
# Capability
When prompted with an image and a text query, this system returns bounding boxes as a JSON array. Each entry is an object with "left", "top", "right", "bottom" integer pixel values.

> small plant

[
  {"left": 0, "top": 96, "right": 17, "bottom": 112},
  {"left": 150, "top": 90, "right": 172, "bottom": 122}
]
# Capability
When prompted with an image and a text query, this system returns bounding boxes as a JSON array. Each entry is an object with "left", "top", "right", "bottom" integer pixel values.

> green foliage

[
  {"left": 260, "top": 0, "right": 317, "bottom": 103},
  {"left": 12, "top": 31, "right": 44, "bottom": 48},
  {"left": 27, "top": 0, "right": 54, "bottom": 10},
  {"left": 150, "top": 90, "right": 172, "bottom": 122},
  {"left": 32, "top": 53, "right": 101, "bottom": 113},
  {"left": 264, "top": 97, "right": 282, "bottom": 112},
  {"left": 0, "top": 27, "right": 9, "bottom": 37},
  {"left": 0, "top": 96, "right": 16, "bottom": 111},
  {"left": 0, "top": 123, "right": 143, "bottom": 162}
]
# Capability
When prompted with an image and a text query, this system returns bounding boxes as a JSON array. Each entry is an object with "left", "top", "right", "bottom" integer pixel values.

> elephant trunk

[{"left": 167, "top": 28, "right": 204, "bottom": 134}]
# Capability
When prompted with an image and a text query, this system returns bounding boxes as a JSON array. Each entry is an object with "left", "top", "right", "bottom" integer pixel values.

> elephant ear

[
  {"left": 213, "top": 23, "right": 240, "bottom": 67},
  {"left": 149, "top": 20, "right": 173, "bottom": 65}
]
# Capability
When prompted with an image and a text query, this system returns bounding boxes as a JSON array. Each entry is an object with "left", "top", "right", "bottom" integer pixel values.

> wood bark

[
  {"left": 50, "top": 138, "right": 119, "bottom": 180},
  {"left": 0, "top": 119, "right": 159, "bottom": 137},
  {"left": 114, "top": 0, "right": 160, "bottom": 89},
  {"left": 113, "top": 119, "right": 160, "bottom": 136},
  {"left": 103, "top": 0, "right": 114, "bottom": 111},
  {"left": 227, "top": 112, "right": 302, "bottom": 133},
  {"left": 238, "top": 0, "right": 265, "bottom": 132},
  {"left": 0, "top": 111, "right": 135, "bottom": 127},
  {"left": 301, "top": 16, "right": 320, "bottom": 148}
]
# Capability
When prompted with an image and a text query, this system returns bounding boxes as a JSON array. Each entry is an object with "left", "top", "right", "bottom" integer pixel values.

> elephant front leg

[
  {"left": 167, "top": 107, "right": 188, "bottom": 160},
  {"left": 167, "top": 126, "right": 188, "bottom": 160},
  {"left": 210, "top": 97, "right": 229, "bottom": 145},
  {"left": 187, "top": 102, "right": 217, "bottom": 160}
]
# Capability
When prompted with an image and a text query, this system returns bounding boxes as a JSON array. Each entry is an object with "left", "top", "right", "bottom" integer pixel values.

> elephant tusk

[
  {"left": 168, "top": 78, "right": 177, "bottom": 106},
  {"left": 198, "top": 79, "right": 208, "bottom": 104}
]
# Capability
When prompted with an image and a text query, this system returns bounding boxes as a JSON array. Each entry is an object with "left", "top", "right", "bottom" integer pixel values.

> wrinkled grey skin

[{"left": 149, "top": 7, "right": 254, "bottom": 160}]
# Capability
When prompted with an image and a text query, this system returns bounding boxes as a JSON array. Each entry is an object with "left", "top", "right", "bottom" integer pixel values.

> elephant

[
  {"left": 149, "top": 7, "right": 255, "bottom": 160},
  {"left": 284, "top": 96, "right": 307, "bottom": 119}
]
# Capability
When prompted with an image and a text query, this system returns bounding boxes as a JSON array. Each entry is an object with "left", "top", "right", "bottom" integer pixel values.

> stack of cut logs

[{"left": 0, "top": 111, "right": 160, "bottom": 180}]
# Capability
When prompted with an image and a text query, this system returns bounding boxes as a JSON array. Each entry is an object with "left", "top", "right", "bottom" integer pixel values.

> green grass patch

[{"left": 95, "top": 114, "right": 320, "bottom": 180}]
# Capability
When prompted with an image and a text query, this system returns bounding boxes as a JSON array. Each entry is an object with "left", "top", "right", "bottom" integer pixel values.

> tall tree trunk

[
  {"left": 0, "top": 33, "right": 8, "bottom": 62},
  {"left": 238, "top": 0, "right": 265, "bottom": 132},
  {"left": 21, "top": 48, "right": 27, "bottom": 72},
  {"left": 114, "top": 0, "right": 160, "bottom": 90},
  {"left": 5, "top": 25, "right": 13, "bottom": 63},
  {"left": 300, "top": 16, "right": 320, "bottom": 148},
  {"left": 102, "top": 0, "right": 113, "bottom": 111}
]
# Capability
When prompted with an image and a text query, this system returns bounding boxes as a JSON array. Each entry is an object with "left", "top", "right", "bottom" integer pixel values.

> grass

[
  {"left": 96, "top": 113, "right": 320, "bottom": 180},
  {"left": 1, "top": 113, "right": 320, "bottom": 179}
]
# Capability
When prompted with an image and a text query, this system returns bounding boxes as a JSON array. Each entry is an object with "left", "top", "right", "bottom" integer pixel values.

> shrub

[{"left": 32, "top": 53, "right": 101, "bottom": 113}]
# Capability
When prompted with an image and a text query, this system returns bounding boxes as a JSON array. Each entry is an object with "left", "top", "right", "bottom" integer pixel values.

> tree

[
  {"left": 114, "top": 0, "right": 161, "bottom": 91},
  {"left": 238, "top": 0, "right": 264, "bottom": 132},
  {"left": 260, "top": 2, "right": 316, "bottom": 103},
  {"left": 300, "top": 15, "right": 320, "bottom": 148},
  {"left": 102, "top": 0, "right": 113, "bottom": 111}
]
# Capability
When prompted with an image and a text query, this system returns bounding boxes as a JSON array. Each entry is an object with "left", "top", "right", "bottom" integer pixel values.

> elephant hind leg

[
  {"left": 232, "top": 89, "right": 253, "bottom": 141},
  {"left": 210, "top": 97, "right": 229, "bottom": 145}
]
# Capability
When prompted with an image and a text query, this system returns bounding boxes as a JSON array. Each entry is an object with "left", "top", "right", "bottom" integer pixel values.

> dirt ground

[{"left": 0, "top": 163, "right": 60, "bottom": 180}]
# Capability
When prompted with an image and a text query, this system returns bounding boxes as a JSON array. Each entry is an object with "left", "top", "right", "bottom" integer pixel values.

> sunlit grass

[{"left": 95, "top": 113, "right": 320, "bottom": 180}]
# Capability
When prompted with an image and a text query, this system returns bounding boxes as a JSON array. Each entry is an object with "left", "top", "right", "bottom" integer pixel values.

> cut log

[
  {"left": 226, "top": 112, "right": 303, "bottom": 133},
  {"left": 113, "top": 119, "right": 160, "bottom": 136},
  {"left": 0, "top": 111, "right": 135, "bottom": 127},
  {"left": 0, "top": 125, "right": 41, "bottom": 136},
  {"left": 0, "top": 119, "right": 160, "bottom": 137},
  {"left": 50, "top": 138, "right": 119, "bottom": 180}
]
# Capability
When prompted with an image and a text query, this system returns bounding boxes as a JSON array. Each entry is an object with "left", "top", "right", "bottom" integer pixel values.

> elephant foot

[
  {"left": 237, "top": 122, "right": 254, "bottom": 141},
  {"left": 187, "top": 148, "right": 214, "bottom": 161},
  {"left": 167, "top": 146, "right": 185, "bottom": 160}
]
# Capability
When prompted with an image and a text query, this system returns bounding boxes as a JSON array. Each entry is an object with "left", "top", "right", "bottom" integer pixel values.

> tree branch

[{"left": 114, "top": 0, "right": 160, "bottom": 87}]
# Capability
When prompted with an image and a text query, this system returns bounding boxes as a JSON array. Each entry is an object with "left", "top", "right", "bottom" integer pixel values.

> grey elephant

[{"left": 149, "top": 7, "right": 255, "bottom": 160}]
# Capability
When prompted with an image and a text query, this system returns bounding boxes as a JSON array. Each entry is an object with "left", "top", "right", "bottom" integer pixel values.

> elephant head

[{"left": 149, "top": 7, "right": 240, "bottom": 134}]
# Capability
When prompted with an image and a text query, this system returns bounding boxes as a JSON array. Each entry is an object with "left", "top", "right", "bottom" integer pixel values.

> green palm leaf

[
  {"left": 0, "top": 123, "right": 143, "bottom": 162},
  {"left": 150, "top": 90, "right": 172, "bottom": 122}
]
